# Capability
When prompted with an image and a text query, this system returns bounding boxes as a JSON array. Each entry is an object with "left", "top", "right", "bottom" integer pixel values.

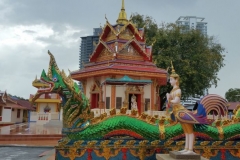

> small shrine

[
  {"left": 71, "top": 0, "right": 167, "bottom": 115},
  {"left": 29, "top": 77, "right": 62, "bottom": 124}
]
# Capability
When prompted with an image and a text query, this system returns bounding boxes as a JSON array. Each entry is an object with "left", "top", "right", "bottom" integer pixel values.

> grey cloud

[{"left": 23, "top": 30, "right": 36, "bottom": 34}]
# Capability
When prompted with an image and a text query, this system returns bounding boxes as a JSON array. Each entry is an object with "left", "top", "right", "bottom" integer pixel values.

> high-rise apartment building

[
  {"left": 176, "top": 16, "right": 207, "bottom": 35},
  {"left": 79, "top": 28, "right": 102, "bottom": 69}
]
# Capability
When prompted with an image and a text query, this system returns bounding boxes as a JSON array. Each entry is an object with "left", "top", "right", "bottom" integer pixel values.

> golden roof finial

[
  {"left": 116, "top": 0, "right": 128, "bottom": 25},
  {"left": 170, "top": 61, "right": 179, "bottom": 78}
]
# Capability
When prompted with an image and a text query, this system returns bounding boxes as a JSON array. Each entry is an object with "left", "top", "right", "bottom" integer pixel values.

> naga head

[
  {"left": 32, "top": 51, "right": 91, "bottom": 131},
  {"left": 32, "top": 50, "right": 80, "bottom": 103}
]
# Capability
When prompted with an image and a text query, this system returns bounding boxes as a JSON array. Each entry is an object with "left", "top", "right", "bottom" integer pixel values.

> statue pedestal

[{"left": 156, "top": 151, "right": 208, "bottom": 160}]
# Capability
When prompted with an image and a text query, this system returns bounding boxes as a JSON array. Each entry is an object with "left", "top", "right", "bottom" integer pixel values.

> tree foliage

[
  {"left": 225, "top": 88, "right": 240, "bottom": 102},
  {"left": 131, "top": 13, "right": 225, "bottom": 109}
]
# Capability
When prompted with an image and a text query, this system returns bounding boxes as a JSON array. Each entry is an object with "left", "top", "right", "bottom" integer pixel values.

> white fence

[{"left": 29, "top": 112, "right": 60, "bottom": 124}]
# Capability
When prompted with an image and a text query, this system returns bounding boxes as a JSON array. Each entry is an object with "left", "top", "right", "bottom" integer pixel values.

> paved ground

[{"left": 0, "top": 146, "right": 54, "bottom": 160}]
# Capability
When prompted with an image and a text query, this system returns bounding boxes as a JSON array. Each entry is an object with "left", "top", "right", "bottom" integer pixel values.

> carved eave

[
  {"left": 89, "top": 40, "right": 114, "bottom": 62},
  {"left": 0, "top": 90, "right": 7, "bottom": 104}
]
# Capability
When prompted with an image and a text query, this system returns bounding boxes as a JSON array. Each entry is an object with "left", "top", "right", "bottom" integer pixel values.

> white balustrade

[{"left": 51, "top": 112, "right": 59, "bottom": 120}]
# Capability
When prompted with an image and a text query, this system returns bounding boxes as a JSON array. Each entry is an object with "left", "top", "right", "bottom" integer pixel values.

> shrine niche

[
  {"left": 90, "top": 80, "right": 103, "bottom": 109},
  {"left": 123, "top": 86, "right": 144, "bottom": 114}
]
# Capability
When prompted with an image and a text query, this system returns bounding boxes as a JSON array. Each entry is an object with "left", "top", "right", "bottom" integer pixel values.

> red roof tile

[{"left": 228, "top": 102, "right": 240, "bottom": 110}]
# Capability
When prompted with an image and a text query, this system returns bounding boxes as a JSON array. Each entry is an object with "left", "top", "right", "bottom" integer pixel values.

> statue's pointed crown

[{"left": 170, "top": 61, "right": 179, "bottom": 78}]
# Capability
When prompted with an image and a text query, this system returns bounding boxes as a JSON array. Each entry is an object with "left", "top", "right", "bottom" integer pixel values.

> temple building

[
  {"left": 71, "top": 0, "right": 167, "bottom": 115},
  {"left": 0, "top": 90, "right": 35, "bottom": 125}
]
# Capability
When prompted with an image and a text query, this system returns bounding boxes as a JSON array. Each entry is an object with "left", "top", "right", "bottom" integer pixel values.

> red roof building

[
  {"left": 71, "top": 1, "right": 167, "bottom": 114},
  {"left": 0, "top": 91, "right": 35, "bottom": 123}
]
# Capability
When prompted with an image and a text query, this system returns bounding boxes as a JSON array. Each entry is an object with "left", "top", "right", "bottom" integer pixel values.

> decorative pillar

[
  {"left": 99, "top": 89, "right": 103, "bottom": 109},
  {"left": 82, "top": 80, "right": 87, "bottom": 95},
  {"left": 60, "top": 107, "right": 63, "bottom": 121},
  {"left": 151, "top": 79, "right": 155, "bottom": 113},
  {"left": 111, "top": 85, "right": 116, "bottom": 108},
  {"left": 37, "top": 103, "right": 39, "bottom": 112},
  {"left": 123, "top": 88, "right": 129, "bottom": 108},
  {"left": 155, "top": 85, "right": 160, "bottom": 111}
]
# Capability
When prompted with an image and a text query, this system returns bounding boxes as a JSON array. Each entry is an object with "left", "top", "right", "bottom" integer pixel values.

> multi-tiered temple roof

[{"left": 71, "top": 0, "right": 167, "bottom": 86}]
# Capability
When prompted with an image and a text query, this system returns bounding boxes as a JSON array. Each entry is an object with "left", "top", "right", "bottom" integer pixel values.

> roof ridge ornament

[{"left": 105, "top": 14, "right": 109, "bottom": 22}]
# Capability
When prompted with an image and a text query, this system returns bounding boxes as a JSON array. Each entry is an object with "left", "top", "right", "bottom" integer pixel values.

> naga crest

[{"left": 32, "top": 51, "right": 90, "bottom": 130}]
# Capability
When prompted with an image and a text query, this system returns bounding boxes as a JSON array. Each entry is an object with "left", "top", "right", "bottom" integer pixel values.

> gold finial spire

[
  {"left": 116, "top": 0, "right": 128, "bottom": 25},
  {"left": 170, "top": 61, "right": 179, "bottom": 78},
  {"left": 121, "top": 0, "right": 125, "bottom": 9}
]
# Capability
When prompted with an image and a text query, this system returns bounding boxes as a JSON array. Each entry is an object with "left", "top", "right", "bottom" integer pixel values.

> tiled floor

[
  {"left": 0, "top": 140, "right": 58, "bottom": 146},
  {"left": 0, "top": 122, "right": 63, "bottom": 142},
  {"left": 0, "top": 122, "right": 62, "bottom": 159},
  {"left": 0, "top": 122, "right": 62, "bottom": 135}
]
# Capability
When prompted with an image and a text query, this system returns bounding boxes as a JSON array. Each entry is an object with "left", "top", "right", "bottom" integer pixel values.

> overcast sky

[{"left": 0, "top": 0, "right": 239, "bottom": 99}]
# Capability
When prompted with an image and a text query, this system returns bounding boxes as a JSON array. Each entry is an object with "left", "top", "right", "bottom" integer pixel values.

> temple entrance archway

[
  {"left": 128, "top": 94, "right": 141, "bottom": 113},
  {"left": 91, "top": 93, "right": 99, "bottom": 109},
  {"left": 124, "top": 86, "right": 144, "bottom": 115}
]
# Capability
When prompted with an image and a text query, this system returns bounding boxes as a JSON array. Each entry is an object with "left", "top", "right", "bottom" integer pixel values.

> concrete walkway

[{"left": 0, "top": 146, "right": 54, "bottom": 160}]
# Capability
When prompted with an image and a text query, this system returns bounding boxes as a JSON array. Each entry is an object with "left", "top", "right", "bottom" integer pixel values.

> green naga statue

[{"left": 32, "top": 51, "right": 240, "bottom": 160}]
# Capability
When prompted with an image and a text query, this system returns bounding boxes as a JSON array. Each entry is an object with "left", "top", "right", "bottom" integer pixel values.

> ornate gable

[
  {"left": 89, "top": 0, "right": 152, "bottom": 63},
  {"left": 96, "top": 48, "right": 113, "bottom": 62},
  {"left": 119, "top": 44, "right": 140, "bottom": 56}
]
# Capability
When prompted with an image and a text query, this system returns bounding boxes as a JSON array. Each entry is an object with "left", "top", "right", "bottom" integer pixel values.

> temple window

[
  {"left": 106, "top": 97, "right": 110, "bottom": 109},
  {"left": 145, "top": 98, "right": 150, "bottom": 111},
  {"left": 17, "top": 109, "right": 21, "bottom": 118},
  {"left": 116, "top": 97, "right": 122, "bottom": 109}
]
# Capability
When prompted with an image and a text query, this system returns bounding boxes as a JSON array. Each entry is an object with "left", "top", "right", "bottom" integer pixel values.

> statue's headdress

[
  {"left": 170, "top": 61, "right": 179, "bottom": 78},
  {"left": 132, "top": 94, "right": 136, "bottom": 99}
]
